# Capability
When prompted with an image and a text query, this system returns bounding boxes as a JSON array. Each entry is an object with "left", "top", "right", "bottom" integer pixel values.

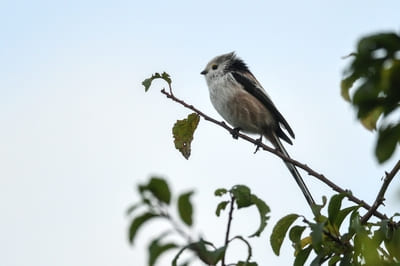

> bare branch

[
  {"left": 222, "top": 195, "right": 235, "bottom": 266},
  {"left": 361, "top": 160, "right": 400, "bottom": 224},
  {"left": 160, "top": 89, "right": 388, "bottom": 220}
]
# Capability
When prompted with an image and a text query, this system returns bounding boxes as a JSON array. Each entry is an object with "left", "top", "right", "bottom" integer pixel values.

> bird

[{"left": 201, "top": 52, "right": 315, "bottom": 207}]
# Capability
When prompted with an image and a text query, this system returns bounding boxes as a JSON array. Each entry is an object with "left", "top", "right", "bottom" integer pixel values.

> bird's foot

[
  {"left": 253, "top": 136, "right": 263, "bottom": 154},
  {"left": 231, "top": 127, "right": 241, "bottom": 139}
]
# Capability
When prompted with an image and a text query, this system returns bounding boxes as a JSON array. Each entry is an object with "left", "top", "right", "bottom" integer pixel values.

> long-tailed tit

[{"left": 201, "top": 52, "right": 315, "bottom": 206}]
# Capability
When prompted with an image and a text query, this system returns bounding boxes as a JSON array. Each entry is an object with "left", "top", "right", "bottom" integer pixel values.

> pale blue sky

[{"left": 1, "top": 1, "right": 399, "bottom": 265}]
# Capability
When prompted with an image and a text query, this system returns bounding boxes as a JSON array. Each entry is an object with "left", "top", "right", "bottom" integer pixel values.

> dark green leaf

[
  {"left": 375, "top": 124, "right": 400, "bottom": 163},
  {"left": 270, "top": 214, "right": 299, "bottom": 255},
  {"left": 248, "top": 195, "right": 270, "bottom": 237},
  {"left": 328, "top": 193, "right": 346, "bottom": 225},
  {"left": 161, "top": 72, "right": 172, "bottom": 85},
  {"left": 177, "top": 191, "right": 194, "bottom": 226},
  {"left": 172, "top": 113, "right": 200, "bottom": 159},
  {"left": 215, "top": 201, "right": 230, "bottom": 216},
  {"left": 139, "top": 177, "right": 172, "bottom": 205},
  {"left": 294, "top": 245, "right": 312, "bottom": 266},
  {"left": 310, "top": 254, "right": 324, "bottom": 266},
  {"left": 128, "top": 212, "right": 159, "bottom": 244},
  {"left": 340, "top": 251, "right": 352, "bottom": 266},
  {"left": 231, "top": 185, "right": 252, "bottom": 208},
  {"left": 142, "top": 72, "right": 171, "bottom": 91},
  {"left": 148, "top": 240, "right": 178, "bottom": 266},
  {"left": 214, "top": 188, "right": 228, "bottom": 196}
]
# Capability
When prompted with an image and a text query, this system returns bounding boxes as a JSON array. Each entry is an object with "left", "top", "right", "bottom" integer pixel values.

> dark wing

[{"left": 232, "top": 71, "right": 295, "bottom": 144}]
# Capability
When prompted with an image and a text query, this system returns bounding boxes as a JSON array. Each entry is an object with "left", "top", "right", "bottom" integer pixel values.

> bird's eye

[{"left": 211, "top": 64, "right": 218, "bottom": 70}]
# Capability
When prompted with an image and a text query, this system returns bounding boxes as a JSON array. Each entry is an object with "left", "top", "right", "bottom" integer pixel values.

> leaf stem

[{"left": 222, "top": 195, "right": 235, "bottom": 266}]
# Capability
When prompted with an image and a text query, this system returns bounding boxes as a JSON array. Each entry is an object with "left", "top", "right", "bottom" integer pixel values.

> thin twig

[
  {"left": 222, "top": 195, "right": 235, "bottom": 266},
  {"left": 360, "top": 160, "right": 400, "bottom": 224},
  {"left": 162, "top": 212, "right": 192, "bottom": 243},
  {"left": 160, "top": 89, "right": 388, "bottom": 220}
]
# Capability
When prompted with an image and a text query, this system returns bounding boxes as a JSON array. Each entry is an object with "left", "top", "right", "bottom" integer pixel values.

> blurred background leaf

[{"left": 342, "top": 32, "right": 400, "bottom": 163}]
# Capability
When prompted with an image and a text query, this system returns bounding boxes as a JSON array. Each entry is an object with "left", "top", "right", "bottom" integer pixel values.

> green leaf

[
  {"left": 349, "top": 210, "right": 364, "bottom": 234},
  {"left": 172, "top": 113, "right": 200, "bottom": 159},
  {"left": 375, "top": 123, "right": 400, "bottom": 163},
  {"left": 310, "top": 254, "right": 324, "bottom": 266},
  {"left": 128, "top": 212, "right": 159, "bottom": 244},
  {"left": 139, "top": 177, "right": 172, "bottom": 205},
  {"left": 161, "top": 72, "right": 172, "bottom": 85},
  {"left": 214, "top": 188, "right": 228, "bottom": 196},
  {"left": 230, "top": 185, "right": 270, "bottom": 237},
  {"left": 172, "top": 244, "right": 191, "bottom": 266},
  {"left": 328, "top": 254, "right": 340, "bottom": 266},
  {"left": 311, "top": 196, "right": 327, "bottom": 219},
  {"left": 328, "top": 193, "right": 346, "bottom": 225},
  {"left": 248, "top": 195, "right": 270, "bottom": 237},
  {"left": 309, "top": 222, "right": 325, "bottom": 252},
  {"left": 148, "top": 240, "right": 178, "bottom": 266},
  {"left": 231, "top": 185, "right": 252, "bottom": 208},
  {"left": 360, "top": 106, "right": 383, "bottom": 131},
  {"left": 340, "top": 74, "right": 358, "bottom": 102},
  {"left": 142, "top": 72, "right": 171, "bottom": 92},
  {"left": 294, "top": 245, "right": 312, "bottom": 266},
  {"left": 289, "top": 225, "right": 307, "bottom": 244},
  {"left": 177, "top": 191, "right": 194, "bottom": 226},
  {"left": 270, "top": 214, "right": 299, "bottom": 255},
  {"left": 189, "top": 241, "right": 226, "bottom": 265},
  {"left": 215, "top": 201, "right": 230, "bottom": 216},
  {"left": 335, "top": 206, "right": 358, "bottom": 231},
  {"left": 384, "top": 226, "right": 400, "bottom": 260}
]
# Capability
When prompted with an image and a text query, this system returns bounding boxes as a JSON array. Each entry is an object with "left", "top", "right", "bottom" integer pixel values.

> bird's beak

[{"left": 200, "top": 70, "right": 207, "bottom": 75}]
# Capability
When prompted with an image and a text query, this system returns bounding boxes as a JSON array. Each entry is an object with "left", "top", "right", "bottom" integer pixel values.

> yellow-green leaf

[
  {"left": 270, "top": 214, "right": 299, "bottom": 255},
  {"left": 360, "top": 107, "right": 383, "bottom": 131},
  {"left": 172, "top": 113, "right": 200, "bottom": 159}
]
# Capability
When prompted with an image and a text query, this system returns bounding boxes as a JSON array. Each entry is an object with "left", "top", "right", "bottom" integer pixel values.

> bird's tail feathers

[{"left": 272, "top": 134, "right": 315, "bottom": 207}]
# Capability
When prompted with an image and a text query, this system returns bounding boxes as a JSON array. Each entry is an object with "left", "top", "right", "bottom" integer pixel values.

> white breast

[{"left": 206, "top": 73, "right": 241, "bottom": 127}]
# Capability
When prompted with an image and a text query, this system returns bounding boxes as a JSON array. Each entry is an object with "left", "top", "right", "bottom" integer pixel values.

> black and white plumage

[{"left": 201, "top": 52, "right": 315, "bottom": 206}]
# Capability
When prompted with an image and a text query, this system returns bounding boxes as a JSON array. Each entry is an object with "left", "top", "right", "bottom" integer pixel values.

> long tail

[{"left": 272, "top": 134, "right": 315, "bottom": 207}]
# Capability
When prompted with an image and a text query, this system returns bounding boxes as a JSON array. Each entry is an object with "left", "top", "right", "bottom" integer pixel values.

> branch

[
  {"left": 360, "top": 160, "right": 400, "bottom": 224},
  {"left": 222, "top": 195, "right": 235, "bottom": 266},
  {"left": 160, "top": 89, "right": 388, "bottom": 220}
]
